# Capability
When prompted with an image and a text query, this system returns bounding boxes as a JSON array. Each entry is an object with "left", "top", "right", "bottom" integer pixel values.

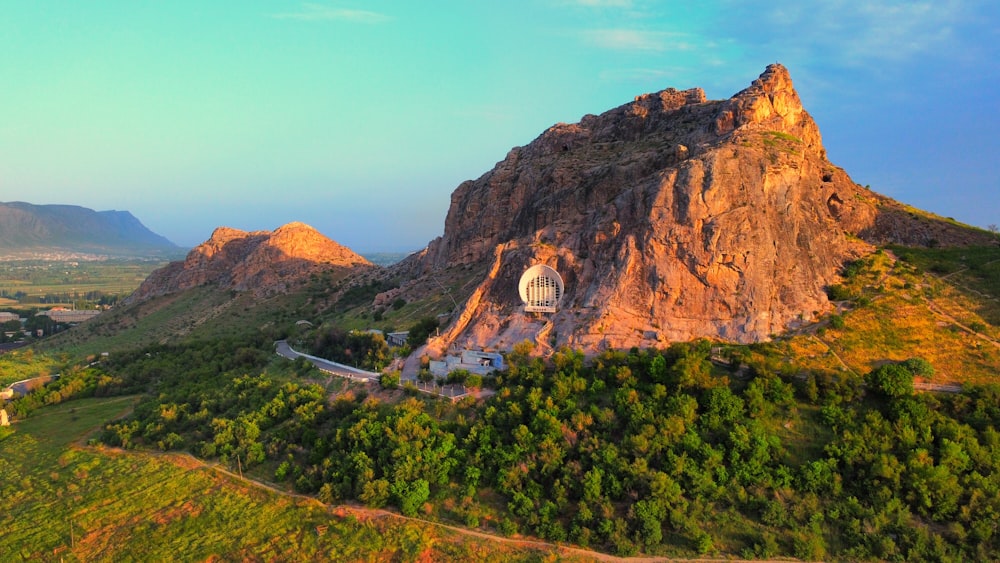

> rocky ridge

[
  {"left": 392, "top": 64, "right": 994, "bottom": 355},
  {"left": 128, "top": 222, "right": 372, "bottom": 303}
]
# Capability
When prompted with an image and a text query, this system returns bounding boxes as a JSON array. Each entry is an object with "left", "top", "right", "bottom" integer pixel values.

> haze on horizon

[{"left": 1, "top": 1, "right": 998, "bottom": 252}]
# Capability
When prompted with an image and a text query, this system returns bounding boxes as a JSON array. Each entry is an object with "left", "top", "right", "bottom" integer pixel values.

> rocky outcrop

[
  {"left": 128, "top": 222, "right": 372, "bottom": 302},
  {"left": 398, "top": 64, "right": 992, "bottom": 355}
]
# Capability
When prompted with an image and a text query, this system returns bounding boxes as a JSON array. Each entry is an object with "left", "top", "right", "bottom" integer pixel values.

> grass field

[
  {"left": 0, "top": 259, "right": 167, "bottom": 311},
  {"left": 0, "top": 349, "right": 56, "bottom": 388},
  {"left": 789, "top": 248, "right": 1000, "bottom": 384},
  {"left": 0, "top": 396, "right": 569, "bottom": 562}
]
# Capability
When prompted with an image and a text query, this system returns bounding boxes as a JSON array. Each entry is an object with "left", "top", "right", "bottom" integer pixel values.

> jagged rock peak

[
  {"left": 207, "top": 225, "right": 252, "bottom": 242},
  {"left": 400, "top": 64, "right": 874, "bottom": 353},
  {"left": 396, "top": 62, "right": 993, "bottom": 356},
  {"left": 274, "top": 221, "right": 317, "bottom": 233},
  {"left": 128, "top": 222, "right": 372, "bottom": 303},
  {"left": 713, "top": 62, "right": 807, "bottom": 136},
  {"left": 747, "top": 63, "right": 795, "bottom": 96}
]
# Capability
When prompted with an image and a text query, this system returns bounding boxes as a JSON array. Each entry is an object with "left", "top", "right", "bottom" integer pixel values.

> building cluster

[
  {"left": 1, "top": 307, "right": 102, "bottom": 340},
  {"left": 36, "top": 307, "right": 102, "bottom": 323},
  {"left": 430, "top": 350, "right": 505, "bottom": 378}
]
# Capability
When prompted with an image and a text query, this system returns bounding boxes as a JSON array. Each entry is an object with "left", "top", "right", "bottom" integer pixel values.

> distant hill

[
  {"left": 127, "top": 222, "right": 374, "bottom": 303},
  {"left": 362, "top": 252, "right": 415, "bottom": 267},
  {"left": 0, "top": 201, "right": 180, "bottom": 258},
  {"left": 44, "top": 222, "right": 379, "bottom": 352}
]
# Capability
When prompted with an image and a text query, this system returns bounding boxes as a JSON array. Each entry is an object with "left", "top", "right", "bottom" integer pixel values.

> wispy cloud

[
  {"left": 582, "top": 29, "right": 694, "bottom": 52},
  {"left": 270, "top": 3, "right": 390, "bottom": 23},
  {"left": 721, "top": 0, "right": 978, "bottom": 66}
]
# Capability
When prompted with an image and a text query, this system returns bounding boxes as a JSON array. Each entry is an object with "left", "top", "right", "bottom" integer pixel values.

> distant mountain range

[{"left": 0, "top": 202, "right": 180, "bottom": 258}]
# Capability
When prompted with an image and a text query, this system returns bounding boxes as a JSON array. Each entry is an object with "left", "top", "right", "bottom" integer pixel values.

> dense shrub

[{"left": 78, "top": 337, "right": 1000, "bottom": 559}]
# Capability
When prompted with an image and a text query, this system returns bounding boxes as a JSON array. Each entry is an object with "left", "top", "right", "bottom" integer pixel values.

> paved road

[
  {"left": 274, "top": 340, "right": 380, "bottom": 381},
  {"left": 5, "top": 374, "right": 60, "bottom": 396}
]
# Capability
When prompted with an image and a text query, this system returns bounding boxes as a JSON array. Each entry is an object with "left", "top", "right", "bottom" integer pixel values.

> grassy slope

[
  {"left": 789, "top": 247, "right": 1000, "bottom": 384},
  {"left": 318, "top": 262, "right": 488, "bottom": 334},
  {"left": 0, "top": 349, "right": 57, "bottom": 387},
  {"left": 38, "top": 274, "right": 332, "bottom": 359},
  {"left": 0, "top": 396, "right": 559, "bottom": 562},
  {"left": 10, "top": 238, "right": 998, "bottom": 559},
  {"left": 36, "top": 260, "right": 480, "bottom": 360}
]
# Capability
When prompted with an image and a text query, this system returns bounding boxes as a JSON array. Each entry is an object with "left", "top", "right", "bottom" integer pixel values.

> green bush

[
  {"left": 829, "top": 314, "right": 845, "bottom": 329},
  {"left": 407, "top": 317, "right": 439, "bottom": 348},
  {"left": 379, "top": 371, "right": 400, "bottom": 389},
  {"left": 901, "top": 357, "right": 934, "bottom": 378},
  {"left": 826, "top": 284, "right": 854, "bottom": 301},
  {"left": 866, "top": 364, "right": 914, "bottom": 399}
]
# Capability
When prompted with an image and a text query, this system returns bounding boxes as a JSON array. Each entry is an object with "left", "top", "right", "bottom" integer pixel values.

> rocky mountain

[
  {"left": 0, "top": 201, "right": 179, "bottom": 257},
  {"left": 128, "top": 222, "right": 373, "bottom": 302},
  {"left": 394, "top": 64, "right": 994, "bottom": 355}
]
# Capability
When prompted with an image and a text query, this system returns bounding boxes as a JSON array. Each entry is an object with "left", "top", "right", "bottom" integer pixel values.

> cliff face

[
  {"left": 129, "top": 222, "right": 372, "bottom": 302},
  {"left": 402, "top": 64, "right": 991, "bottom": 354}
]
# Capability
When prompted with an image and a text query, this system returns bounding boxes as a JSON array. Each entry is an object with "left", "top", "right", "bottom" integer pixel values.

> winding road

[{"left": 274, "top": 340, "right": 380, "bottom": 381}]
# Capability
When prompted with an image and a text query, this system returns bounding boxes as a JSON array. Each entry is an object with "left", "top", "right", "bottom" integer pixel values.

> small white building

[
  {"left": 519, "top": 264, "right": 564, "bottom": 313},
  {"left": 430, "top": 350, "right": 505, "bottom": 377}
]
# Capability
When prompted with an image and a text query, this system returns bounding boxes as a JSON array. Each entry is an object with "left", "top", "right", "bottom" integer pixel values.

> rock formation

[
  {"left": 395, "top": 64, "right": 993, "bottom": 355},
  {"left": 128, "top": 222, "right": 372, "bottom": 302}
]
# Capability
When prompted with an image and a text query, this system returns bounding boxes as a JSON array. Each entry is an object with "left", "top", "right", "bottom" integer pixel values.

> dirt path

[
  {"left": 922, "top": 257, "right": 1000, "bottom": 349},
  {"left": 810, "top": 334, "right": 858, "bottom": 377},
  {"left": 78, "top": 443, "right": 749, "bottom": 563},
  {"left": 809, "top": 335, "right": 963, "bottom": 394},
  {"left": 925, "top": 298, "right": 1000, "bottom": 350}
]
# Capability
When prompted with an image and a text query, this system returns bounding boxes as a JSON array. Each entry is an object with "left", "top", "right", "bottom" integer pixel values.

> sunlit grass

[
  {"left": 0, "top": 350, "right": 57, "bottom": 387},
  {"left": 792, "top": 249, "right": 1000, "bottom": 384},
  {"left": 0, "top": 396, "right": 563, "bottom": 561}
]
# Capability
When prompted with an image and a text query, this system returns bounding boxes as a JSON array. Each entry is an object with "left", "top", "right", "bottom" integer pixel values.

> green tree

[
  {"left": 392, "top": 478, "right": 430, "bottom": 516},
  {"left": 407, "top": 317, "right": 439, "bottom": 347},
  {"left": 379, "top": 371, "right": 400, "bottom": 389},
  {"left": 866, "top": 364, "right": 915, "bottom": 400},
  {"left": 901, "top": 357, "right": 934, "bottom": 378},
  {"left": 360, "top": 479, "right": 391, "bottom": 508}
]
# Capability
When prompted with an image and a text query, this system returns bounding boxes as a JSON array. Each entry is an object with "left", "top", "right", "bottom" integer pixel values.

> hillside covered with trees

[{"left": 4, "top": 332, "right": 988, "bottom": 560}]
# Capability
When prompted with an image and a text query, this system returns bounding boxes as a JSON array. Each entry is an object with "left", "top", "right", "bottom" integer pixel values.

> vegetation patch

[
  {"left": 795, "top": 249, "right": 1000, "bottom": 384},
  {"left": 891, "top": 244, "right": 1000, "bottom": 326},
  {"left": 23, "top": 337, "right": 991, "bottom": 560},
  {"left": 0, "top": 259, "right": 166, "bottom": 310},
  {"left": 0, "top": 390, "right": 561, "bottom": 561}
]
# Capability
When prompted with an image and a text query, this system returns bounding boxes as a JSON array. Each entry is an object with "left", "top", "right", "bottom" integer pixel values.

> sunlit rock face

[
  {"left": 128, "top": 222, "right": 372, "bottom": 302},
  {"left": 399, "top": 64, "right": 878, "bottom": 353},
  {"left": 396, "top": 64, "right": 994, "bottom": 355}
]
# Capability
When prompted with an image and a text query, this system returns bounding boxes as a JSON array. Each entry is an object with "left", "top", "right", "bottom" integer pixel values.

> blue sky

[{"left": 1, "top": 1, "right": 998, "bottom": 251}]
